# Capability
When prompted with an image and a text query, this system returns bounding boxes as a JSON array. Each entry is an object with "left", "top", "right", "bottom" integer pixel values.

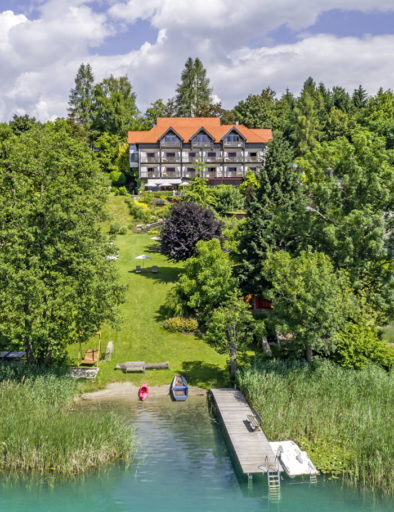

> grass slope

[{"left": 70, "top": 196, "right": 229, "bottom": 391}]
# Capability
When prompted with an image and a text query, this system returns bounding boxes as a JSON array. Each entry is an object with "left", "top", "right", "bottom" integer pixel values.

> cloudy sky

[{"left": 0, "top": 0, "right": 393, "bottom": 121}]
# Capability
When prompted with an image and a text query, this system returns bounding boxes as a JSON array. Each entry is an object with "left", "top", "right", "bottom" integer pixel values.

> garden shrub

[
  {"left": 163, "top": 317, "right": 198, "bottom": 333},
  {"left": 333, "top": 322, "right": 394, "bottom": 369},
  {"left": 126, "top": 198, "right": 151, "bottom": 222},
  {"left": 109, "top": 221, "right": 121, "bottom": 234},
  {"left": 118, "top": 226, "right": 128, "bottom": 235},
  {"left": 213, "top": 185, "right": 244, "bottom": 215},
  {"left": 110, "top": 170, "right": 126, "bottom": 186},
  {"left": 118, "top": 186, "right": 129, "bottom": 196}
]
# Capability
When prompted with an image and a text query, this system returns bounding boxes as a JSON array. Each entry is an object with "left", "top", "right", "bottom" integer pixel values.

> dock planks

[{"left": 211, "top": 388, "right": 276, "bottom": 475}]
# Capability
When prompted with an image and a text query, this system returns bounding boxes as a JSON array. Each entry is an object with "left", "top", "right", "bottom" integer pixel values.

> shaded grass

[
  {"left": 69, "top": 196, "right": 230, "bottom": 390},
  {"left": 238, "top": 359, "right": 394, "bottom": 494},
  {"left": 0, "top": 367, "right": 134, "bottom": 476}
]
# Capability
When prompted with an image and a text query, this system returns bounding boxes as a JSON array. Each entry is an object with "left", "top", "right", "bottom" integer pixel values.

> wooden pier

[{"left": 211, "top": 388, "right": 277, "bottom": 476}]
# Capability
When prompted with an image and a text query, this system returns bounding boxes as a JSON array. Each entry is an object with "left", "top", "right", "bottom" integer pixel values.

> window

[
  {"left": 147, "top": 152, "right": 155, "bottom": 158},
  {"left": 228, "top": 167, "right": 237, "bottom": 172},
  {"left": 250, "top": 152, "right": 257, "bottom": 157},
  {"left": 226, "top": 134, "right": 239, "bottom": 143},
  {"left": 187, "top": 167, "right": 195, "bottom": 173},
  {"left": 148, "top": 167, "right": 155, "bottom": 172},
  {"left": 208, "top": 152, "right": 216, "bottom": 158},
  {"left": 193, "top": 133, "right": 210, "bottom": 143},
  {"left": 167, "top": 167, "right": 176, "bottom": 172},
  {"left": 166, "top": 152, "right": 175, "bottom": 158},
  {"left": 228, "top": 152, "right": 237, "bottom": 158},
  {"left": 249, "top": 167, "right": 257, "bottom": 172},
  {"left": 189, "top": 152, "right": 196, "bottom": 157},
  {"left": 164, "top": 134, "right": 179, "bottom": 143}
]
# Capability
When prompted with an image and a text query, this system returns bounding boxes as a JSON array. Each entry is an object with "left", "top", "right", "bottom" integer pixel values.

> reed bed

[
  {"left": 237, "top": 359, "right": 393, "bottom": 494},
  {"left": 0, "top": 367, "right": 134, "bottom": 476}
]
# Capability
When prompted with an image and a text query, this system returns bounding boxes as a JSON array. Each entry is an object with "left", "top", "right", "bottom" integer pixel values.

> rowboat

[
  {"left": 171, "top": 375, "right": 188, "bottom": 401},
  {"left": 138, "top": 382, "right": 149, "bottom": 401}
]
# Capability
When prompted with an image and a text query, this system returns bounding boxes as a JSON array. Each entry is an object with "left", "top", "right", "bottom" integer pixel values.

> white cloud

[{"left": 0, "top": 0, "right": 393, "bottom": 122}]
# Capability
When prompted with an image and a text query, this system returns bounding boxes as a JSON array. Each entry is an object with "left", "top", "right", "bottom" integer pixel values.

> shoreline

[{"left": 80, "top": 381, "right": 207, "bottom": 401}]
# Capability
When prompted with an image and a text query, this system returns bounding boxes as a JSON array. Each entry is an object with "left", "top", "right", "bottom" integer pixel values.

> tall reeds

[
  {"left": 237, "top": 359, "right": 393, "bottom": 494},
  {"left": 0, "top": 366, "right": 134, "bottom": 476}
]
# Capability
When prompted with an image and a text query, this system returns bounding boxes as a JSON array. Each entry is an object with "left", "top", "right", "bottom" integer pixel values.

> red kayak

[{"left": 138, "top": 382, "right": 149, "bottom": 401}]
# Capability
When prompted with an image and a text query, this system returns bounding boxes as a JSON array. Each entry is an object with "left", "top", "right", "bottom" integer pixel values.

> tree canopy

[
  {"left": 161, "top": 202, "right": 222, "bottom": 261},
  {"left": 0, "top": 121, "right": 124, "bottom": 364},
  {"left": 175, "top": 57, "right": 213, "bottom": 116}
]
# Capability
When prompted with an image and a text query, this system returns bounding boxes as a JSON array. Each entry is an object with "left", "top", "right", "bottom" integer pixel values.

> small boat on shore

[
  {"left": 171, "top": 375, "right": 188, "bottom": 401},
  {"left": 138, "top": 382, "right": 149, "bottom": 401}
]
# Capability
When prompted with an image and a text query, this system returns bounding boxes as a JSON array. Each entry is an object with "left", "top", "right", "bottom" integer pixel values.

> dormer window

[
  {"left": 166, "top": 135, "right": 177, "bottom": 143},
  {"left": 225, "top": 134, "right": 239, "bottom": 143},
  {"left": 192, "top": 131, "right": 212, "bottom": 146}
]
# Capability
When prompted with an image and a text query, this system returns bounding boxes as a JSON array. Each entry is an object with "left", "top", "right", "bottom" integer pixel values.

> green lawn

[{"left": 70, "top": 196, "right": 230, "bottom": 391}]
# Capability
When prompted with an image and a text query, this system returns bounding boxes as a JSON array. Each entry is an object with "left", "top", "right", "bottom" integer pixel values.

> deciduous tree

[
  {"left": 161, "top": 202, "right": 222, "bottom": 261},
  {"left": 0, "top": 121, "right": 124, "bottom": 364}
]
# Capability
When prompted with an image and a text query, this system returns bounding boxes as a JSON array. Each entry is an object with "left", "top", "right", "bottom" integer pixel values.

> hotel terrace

[{"left": 128, "top": 117, "right": 273, "bottom": 190}]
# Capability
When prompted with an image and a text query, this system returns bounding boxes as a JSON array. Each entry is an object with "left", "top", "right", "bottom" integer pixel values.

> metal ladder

[
  {"left": 309, "top": 473, "right": 317, "bottom": 484},
  {"left": 266, "top": 456, "right": 281, "bottom": 501}
]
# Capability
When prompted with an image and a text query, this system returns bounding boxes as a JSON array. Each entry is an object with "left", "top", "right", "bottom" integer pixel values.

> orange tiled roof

[{"left": 128, "top": 117, "right": 273, "bottom": 144}]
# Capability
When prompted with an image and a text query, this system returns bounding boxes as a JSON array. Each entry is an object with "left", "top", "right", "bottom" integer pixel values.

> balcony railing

[
  {"left": 140, "top": 156, "right": 160, "bottom": 163},
  {"left": 192, "top": 141, "right": 212, "bottom": 148},
  {"left": 223, "top": 140, "right": 244, "bottom": 147},
  {"left": 140, "top": 170, "right": 160, "bottom": 178},
  {"left": 162, "top": 156, "right": 180, "bottom": 163},
  {"left": 205, "top": 156, "right": 222, "bottom": 162},
  {"left": 160, "top": 141, "right": 181, "bottom": 147},
  {"left": 224, "top": 155, "right": 244, "bottom": 162},
  {"left": 183, "top": 169, "right": 197, "bottom": 178},
  {"left": 224, "top": 169, "right": 244, "bottom": 178},
  {"left": 162, "top": 170, "right": 182, "bottom": 178},
  {"left": 245, "top": 155, "right": 259, "bottom": 162}
]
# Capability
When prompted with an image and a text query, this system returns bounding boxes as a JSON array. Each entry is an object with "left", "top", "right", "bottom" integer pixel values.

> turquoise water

[{"left": 0, "top": 395, "right": 392, "bottom": 512}]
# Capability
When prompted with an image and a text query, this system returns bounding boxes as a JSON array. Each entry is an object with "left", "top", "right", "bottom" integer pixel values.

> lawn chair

[
  {"left": 152, "top": 265, "right": 158, "bottom": 273},
  {"left": 80, "top": 349, "right": 99, "bottom": 366},
  {"left": 135, "top": 265, "right": 142, "bottom": 273}
]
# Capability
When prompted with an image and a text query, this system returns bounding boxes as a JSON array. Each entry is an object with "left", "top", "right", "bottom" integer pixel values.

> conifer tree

[
  {"left": 68, "top": 63, "right": 95, "bottom": 130},
  {"left": 175, "top": 57, "right": 212, "bottom": 116},
  {"left": 237, "top": 133, "right": 307, "bottom": 296}
]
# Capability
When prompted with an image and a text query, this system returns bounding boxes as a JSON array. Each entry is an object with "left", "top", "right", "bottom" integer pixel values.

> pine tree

[
  {"left": 352, "top": 85, "right": 368, "bottom": 109},
  {"left": 175, "top": 57, "right": 212, "bottom": 116},
  {"left": 237, "top": 133, "right": 307, "bottom": 296},
  {"left": 68, "top": 63, "right": 95, "bottom": 130}
]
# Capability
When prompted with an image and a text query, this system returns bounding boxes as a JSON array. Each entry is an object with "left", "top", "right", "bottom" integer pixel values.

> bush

[
  {"left": 213, "top": 185, "right": 244, "bottom": 215},
  {"left": 109, "top": 221, "right": 121, "bottom": 234},
  {"left": 110, "top": 170, "right": 126, "bottom": 186},
  {"left": 333, "top": 322, "right": 394, "bottom": 370},
  {"left": 163, "top": 317, "right": 198, "bottom": 333},
  {"left": 118, "top": 226, "right": 128, "bottom": 235},
  {"left": 118, "top": 186, "right": 129, "bottom": 196},
  {"left": 126, "top": 198, "right": 151, "bottom": 222}
]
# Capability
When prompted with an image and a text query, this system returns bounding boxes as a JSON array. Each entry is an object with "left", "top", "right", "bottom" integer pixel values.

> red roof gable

[{"left": 128, "top": 117, "right": 273, "bottom": 144}]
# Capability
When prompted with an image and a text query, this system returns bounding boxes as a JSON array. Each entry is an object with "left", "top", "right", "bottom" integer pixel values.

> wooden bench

[
  {"left": 247, "top": 414, "right": 260, "bottom": 431},
  {"left": 80, "top": 349, "right": 99, "bottom": 366}
]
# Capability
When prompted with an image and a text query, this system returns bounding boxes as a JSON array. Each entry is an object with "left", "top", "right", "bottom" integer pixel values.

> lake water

[{"left": 0, "top": 394, "right": 392, "bottom": 512}]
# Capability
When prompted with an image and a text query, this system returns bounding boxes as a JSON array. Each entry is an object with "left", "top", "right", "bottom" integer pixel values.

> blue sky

[{"left": 0, "top": 1, "right": 393, "bottom": 121}]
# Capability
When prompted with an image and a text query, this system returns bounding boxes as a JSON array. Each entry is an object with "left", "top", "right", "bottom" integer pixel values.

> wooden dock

[{"left": 211, "top": 388, "right": 277, "bottom": 475}]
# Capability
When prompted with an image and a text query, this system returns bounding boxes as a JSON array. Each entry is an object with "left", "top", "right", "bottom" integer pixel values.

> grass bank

[
  {"left": 0, "top": 366, "right": 134, "bottom": 476},
  {"left": 238, "top": 359, "right": 393, "bottom": 494},
  {"left": 70, "top": 196, "right": 229, "bottom": 391}
]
